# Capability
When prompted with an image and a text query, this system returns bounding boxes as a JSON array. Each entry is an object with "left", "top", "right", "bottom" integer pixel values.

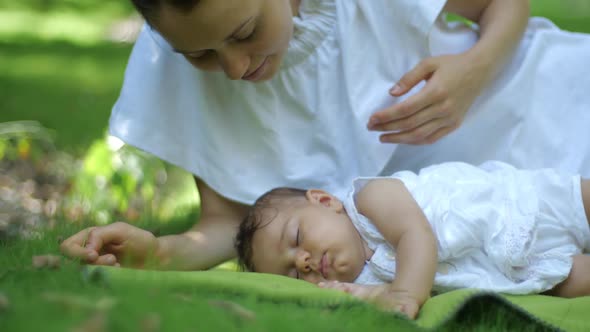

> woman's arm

[
  {"left": 154, "top": 177, "right": 250, "bottom": 270},
  {"left": 445, "top": 0, "right": 530, "bottom": 79},
  {"left": 355, "top": 178, "right": 438, "bottom": 306},
  {"left": 369, "top": 0, "right": 530, "bottom": 144},
  {"left": 61, "top": 177, "right": 249, "bottom": 271}
]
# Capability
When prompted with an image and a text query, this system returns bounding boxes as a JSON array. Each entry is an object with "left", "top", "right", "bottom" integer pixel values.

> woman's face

[{"left": 152, "top": 0, "right": 298, "bottom": 82}]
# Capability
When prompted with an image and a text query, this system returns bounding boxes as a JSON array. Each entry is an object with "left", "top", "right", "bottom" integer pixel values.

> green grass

[
  {"left": 1, "top": 1, "right": 589, "bottom": 331},
  {"left": 0, "top": 227, "right": 556, "bottom": 332},
  {"left": 0, "top": 227, "right": 420, "bottom": 332},
  {"left": 532, "top": 0, "right": 590, "bottom": 33},
  {"left": 0, "top": 39, "right": 131, "bottom": 155}
]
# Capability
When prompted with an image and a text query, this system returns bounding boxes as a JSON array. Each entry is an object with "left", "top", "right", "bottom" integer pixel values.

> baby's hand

[{"left": 318, "top": 281, "right": 421, "bottom": 319}]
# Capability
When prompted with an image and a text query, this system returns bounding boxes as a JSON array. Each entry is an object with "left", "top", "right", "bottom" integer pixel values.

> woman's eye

[
  {"left": 186, "top": 50, "right": 208, "bottom": 59},
  {"left": 234, "top": 27, "right": 256, "bottom": 41}
]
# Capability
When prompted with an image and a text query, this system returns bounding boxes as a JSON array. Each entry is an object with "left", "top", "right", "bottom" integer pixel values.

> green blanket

[{"left": 88, "top": 267, "right": 590, "bottom": 331}]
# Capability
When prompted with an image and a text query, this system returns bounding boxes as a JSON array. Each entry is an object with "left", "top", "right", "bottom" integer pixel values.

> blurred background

[{"left": 1, "top": 0, "right": 589, "bottom": 241}]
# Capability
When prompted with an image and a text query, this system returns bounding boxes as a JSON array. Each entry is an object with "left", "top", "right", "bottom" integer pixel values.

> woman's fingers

[
  {"left": 389, "top": 58, "right": 438, "bottom": 97},
  {"left": 84, "top": 222, "right": 129, "bottom": 253},
  {"left": 61, "top": 222, "right": 133, "bottom": 265},
  {"left": 370, "top": 100, "right": 448, "bottom": 134},
  {"left": 369, "top": 82, "right": 445, "bottom": 130},
  {"left": 379, "top": 117, "right": 452, "bottom": 145},
  {"left": 60, "top": 227, "right": 99, "bottom": 262},
  {"left": 421, "top": 124, "right": 459, "bottom": 145},
  {"left": 371, "top": 53, "right": 484, "bottom": 145},
  {"left": 93, "top": 254, "right": 119, "bottom": 266}
]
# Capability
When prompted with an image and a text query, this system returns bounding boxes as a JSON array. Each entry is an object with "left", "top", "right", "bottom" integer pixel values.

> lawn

[{"left": 1, "top": 1, "right": 590, "bottom": 331}]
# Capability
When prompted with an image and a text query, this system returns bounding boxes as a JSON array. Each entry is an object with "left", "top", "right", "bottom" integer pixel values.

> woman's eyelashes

[
  {"left": 187, "top": 51, "right": 207, "bottom": 60},
  {"left": 184, "top": 25, "right": 257, "bottom": 60},
  {"left": 233, "top": 25, "right": 257, "bottom": 42}
]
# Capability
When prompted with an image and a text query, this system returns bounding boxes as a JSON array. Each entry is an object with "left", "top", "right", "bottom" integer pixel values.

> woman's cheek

[{"left": 183, "top": 55, "right": 221, "bottom": 72}]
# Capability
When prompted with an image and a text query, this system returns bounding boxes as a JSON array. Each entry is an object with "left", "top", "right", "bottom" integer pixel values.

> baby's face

[
  {"left": 152, "top": 0, "right": 296, "bottom": 82},
  {"left": 250, "top": 191, "right": 369, "bottom": 284}
]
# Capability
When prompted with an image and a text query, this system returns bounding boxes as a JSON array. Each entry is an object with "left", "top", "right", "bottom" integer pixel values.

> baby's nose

[{"left": 295, "top": 250, "right": 311, "bottom": 273}]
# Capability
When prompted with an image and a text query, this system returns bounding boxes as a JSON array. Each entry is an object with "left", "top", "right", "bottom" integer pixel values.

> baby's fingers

[
  {"left": 318, "top": 281, "right": 340, "bottom": 289},
  {"left": 392, "top": 302, "right": 419, "bottom": 320},
  {"left": 318, "top": 281, "right": 353, "bottom": 292}
]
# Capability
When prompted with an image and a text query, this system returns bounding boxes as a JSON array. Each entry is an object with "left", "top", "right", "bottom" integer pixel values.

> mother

[{"left": 61, "top": 0, "right": 590, "bottom": 270}]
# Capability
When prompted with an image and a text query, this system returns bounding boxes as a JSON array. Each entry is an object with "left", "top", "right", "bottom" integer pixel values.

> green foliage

[
  {"left": 65, "top": 138, "right": 168, "bottom": 226},
  {"left": 0, "top": 0, "right": 134, "bottom": 15},
  {"left": 0, "top": 39, "right": 132, "bottom": 154},
  {"left": 0, "top": 124, "right": 198, "bottom": 241}
]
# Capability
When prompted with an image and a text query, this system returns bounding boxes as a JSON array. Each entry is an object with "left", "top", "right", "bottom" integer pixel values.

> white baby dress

[{"left": 344, "top": 161, "right": 590, "bottom": 294}]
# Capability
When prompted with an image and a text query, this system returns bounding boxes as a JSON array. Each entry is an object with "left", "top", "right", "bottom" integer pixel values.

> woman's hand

[
  {"left": 368, "top": 0, "right": 530, "bottom": 145},
  {"left": 319, "top": 281, "right": 421, "bottom": 319},
  {"left": 60, "top": 222, "right": 158, "bottom": 268},
  {"left": 367, "top": 52, "right": 491, "bottom": 145}
]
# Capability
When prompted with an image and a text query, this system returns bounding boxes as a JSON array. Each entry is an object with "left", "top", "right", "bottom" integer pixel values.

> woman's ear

[{"left": 305, "top": 189, "right": 344, "bottom": 212}]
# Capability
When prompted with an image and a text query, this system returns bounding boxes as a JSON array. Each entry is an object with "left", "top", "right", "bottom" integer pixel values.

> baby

[{"left": 235, "top": 161, "right": 590, "bottom": 319}]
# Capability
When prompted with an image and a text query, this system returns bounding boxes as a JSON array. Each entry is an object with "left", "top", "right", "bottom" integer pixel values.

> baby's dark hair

[
  {"left": 235, "top": 187, "right": 308, "bottom": 272},
  {"left": 130, "top": 0, "right": 200, "bottom": 21}
]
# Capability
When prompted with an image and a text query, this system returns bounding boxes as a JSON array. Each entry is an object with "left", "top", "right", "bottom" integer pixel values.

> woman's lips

[{"left": 242, "top": 57, "right": 269, "bottom": 81}]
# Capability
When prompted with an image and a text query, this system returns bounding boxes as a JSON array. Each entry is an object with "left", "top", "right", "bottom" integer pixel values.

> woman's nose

[
  {"left": 295, "top": 250, "right": 311, "bottom": 274},
  {"left": 217, "top": 47, "right": 249, "bottom": 80}
]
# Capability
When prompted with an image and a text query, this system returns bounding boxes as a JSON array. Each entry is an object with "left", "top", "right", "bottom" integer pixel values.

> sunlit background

[{"left": 1, "top": 0, "right": 589, "bottom": 240}]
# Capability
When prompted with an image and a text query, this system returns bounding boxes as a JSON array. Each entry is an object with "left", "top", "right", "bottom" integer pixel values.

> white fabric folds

[{"left": 110, "top": 0, "right": 590, "bottom": 204}]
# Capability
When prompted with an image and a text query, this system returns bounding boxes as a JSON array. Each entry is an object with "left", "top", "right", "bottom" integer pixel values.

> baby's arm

[{"left": 355, "top": 178, "right": 438, "bottom": 311}]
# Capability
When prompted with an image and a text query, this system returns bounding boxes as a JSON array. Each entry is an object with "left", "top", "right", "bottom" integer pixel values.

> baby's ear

[{"left": 305, "top": 189, "right": 344, "bottom": 212}]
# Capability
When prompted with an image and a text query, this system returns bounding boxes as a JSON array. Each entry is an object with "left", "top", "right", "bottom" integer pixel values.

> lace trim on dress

[{"left": 282, "top": 0, "right": 337, "bottom": 68}]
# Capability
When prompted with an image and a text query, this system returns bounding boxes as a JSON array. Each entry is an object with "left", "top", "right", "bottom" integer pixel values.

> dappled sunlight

[
  {"left": 0, "top": 121, "right": 74, "bottom": 239},
  {"left": 0, "top": 124, "right": 200, "bottom": 240},
  {"left": 0, "top": 41, "right": 131, "bottom": 90},
  {"left": 70, "top": 135, "right": 200, "bottom": 227},
  {"left": 0, "top": 10, "right": 106, "bottom": 44},
  {"left": 0, "top": 0, "right": 137, "bottom": 44},
  {"left": 0, "top": 40, "right": 130, "bottom": 152}
]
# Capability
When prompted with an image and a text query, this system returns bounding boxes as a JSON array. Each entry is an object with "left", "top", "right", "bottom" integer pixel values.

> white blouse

[{"left": 109, "top": 0, "right": 590, "bottom": 204}]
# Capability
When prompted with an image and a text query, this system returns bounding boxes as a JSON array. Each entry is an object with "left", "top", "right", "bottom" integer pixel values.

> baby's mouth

[{"left": 319, "top": 253, "right": 328, "bottom": 279}]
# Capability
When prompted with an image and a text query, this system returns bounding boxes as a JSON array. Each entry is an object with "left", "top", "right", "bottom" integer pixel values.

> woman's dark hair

[
  {"left": 130, "top": 0, "right": 201, "bottom": 21},
  {"left": 235, "top": 187, "right": 307, "bottom": 272}
]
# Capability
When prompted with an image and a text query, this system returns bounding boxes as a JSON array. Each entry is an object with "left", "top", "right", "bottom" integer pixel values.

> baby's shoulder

[{"left": 354, "top": 178, "right": 407, "bottom": 213}]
